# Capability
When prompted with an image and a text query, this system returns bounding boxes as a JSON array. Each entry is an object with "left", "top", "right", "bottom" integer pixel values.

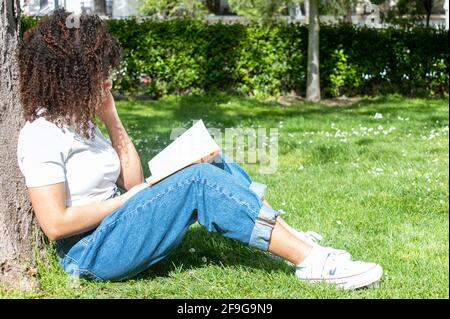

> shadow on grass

[
  {"left": 134, "top": 226, "right": 293, "bottom": 281},
  {"left": 175, "top": 93, "right": 445, "bottom": 114},
  {"left": 120, "top": 93, "right": 448, "bottom": 132}
]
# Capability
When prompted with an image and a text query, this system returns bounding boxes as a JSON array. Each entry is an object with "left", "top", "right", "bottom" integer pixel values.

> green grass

[{"left": 2, "top": 94, "right": 448, "bottom": 298}]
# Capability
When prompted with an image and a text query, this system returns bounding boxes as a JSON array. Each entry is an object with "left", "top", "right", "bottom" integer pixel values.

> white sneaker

[
  {"left": 295, "top": 246, "right": 383, "bottom": 290},
  {"left": 292, "top": 230, "right": 351, "bottom": 261}
]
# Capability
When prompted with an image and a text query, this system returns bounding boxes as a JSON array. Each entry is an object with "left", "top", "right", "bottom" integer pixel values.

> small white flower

[
  {"left": 369, "top": 167, "right": 384, "bottom": 176},
  {"left": 336, "top": 220, "right": 342, "bottom": 225},
  {"left": 377, "top": 125, "right": 384, "bottom": 130},
  {"left": 202, "top": 257, "right": 207, "bottom": 263},
  {"left": 374, "top": 113, "right": 383, "bottom": 119},
  {"left": 298, "top": 165, "right": 305, "bottom": 170},
  {"left": 189, "top": 248, "right": 196, "bottom": 253}
]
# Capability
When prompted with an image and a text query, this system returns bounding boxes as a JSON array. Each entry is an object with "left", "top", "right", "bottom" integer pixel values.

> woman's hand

[{"left": 98, "top": 79, "right": 118, "bottom": 123}]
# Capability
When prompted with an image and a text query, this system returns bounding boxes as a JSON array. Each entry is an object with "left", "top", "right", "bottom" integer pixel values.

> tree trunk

[
  {"left": 94, "top": 0, "right": 107, "bottom": 15},
  {"left": 306, "top": 0, "right": 321, "bottom": 101},
  {"left": 0, "top": 0, "right": 43, "bottom": 291},
  {"left": 423, "top": 0, "right": 433, "bottom": 27}
]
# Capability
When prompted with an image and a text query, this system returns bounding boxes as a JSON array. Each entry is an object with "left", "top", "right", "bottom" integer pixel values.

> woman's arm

[
  {"left": 28, "top": 182, "right": 148, "bottom": 240},
  {"left": 99, "top": 80, "right": 144, "bottom": 190}
]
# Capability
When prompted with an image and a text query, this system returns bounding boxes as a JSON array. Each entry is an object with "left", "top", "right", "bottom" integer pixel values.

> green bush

[
  {"left": 319, "top": 24, "right": 449, "bottom": 97},
  {"left": 21, "top": 15, "right": 449, "bottom": 98}
]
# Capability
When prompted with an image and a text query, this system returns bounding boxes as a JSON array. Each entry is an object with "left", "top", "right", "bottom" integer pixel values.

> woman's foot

[
  {"left": 265, "top": 215, "right": 381, "bottom": 290},
  {"left": 295, "top": 246, "right": 383, "bottom": 290}
]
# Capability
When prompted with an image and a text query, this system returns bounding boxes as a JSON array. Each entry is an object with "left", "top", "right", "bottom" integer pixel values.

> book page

[{"left": 146, "top": 120, "right": 220, "bottom": 185}]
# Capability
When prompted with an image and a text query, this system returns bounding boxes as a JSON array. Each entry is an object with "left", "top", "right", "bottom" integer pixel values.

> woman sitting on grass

[{"left": 16, "top": 9, "right": 382, "bottom": 289}]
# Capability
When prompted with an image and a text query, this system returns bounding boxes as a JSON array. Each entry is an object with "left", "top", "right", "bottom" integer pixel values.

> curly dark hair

[{"left": 17, "top": 9, "right": 123, "bottom": 139}]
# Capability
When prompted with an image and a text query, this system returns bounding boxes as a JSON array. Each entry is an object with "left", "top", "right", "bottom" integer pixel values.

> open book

[{"left": 145, "top": 120, "right": 220, "bottom": 185}]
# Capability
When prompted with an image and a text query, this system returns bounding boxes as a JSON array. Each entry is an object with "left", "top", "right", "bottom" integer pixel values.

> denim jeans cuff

[
  {"left": 249, "top": 182, "right": 267, "bottom": 200},
  {"left": 248, "top": 203, "right": 280, "bottom": 251}
]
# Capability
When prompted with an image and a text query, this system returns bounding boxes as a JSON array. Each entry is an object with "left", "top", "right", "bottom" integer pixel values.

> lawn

[{"left": 2, "top": 94, "right": 449, "bottom": 298}]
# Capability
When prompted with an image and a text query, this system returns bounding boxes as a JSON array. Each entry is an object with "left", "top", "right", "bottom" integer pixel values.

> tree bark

[
  {"left": 0, "top": 0, "right": 43, "bottom": 291},
  {"left": 306, "top": 0, "right": 321, "bottom": 101}
]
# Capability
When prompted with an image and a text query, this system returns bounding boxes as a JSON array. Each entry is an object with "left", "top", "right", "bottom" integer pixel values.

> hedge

[{"left": 21, "top": 16, "right": 449, "bottom": 98}]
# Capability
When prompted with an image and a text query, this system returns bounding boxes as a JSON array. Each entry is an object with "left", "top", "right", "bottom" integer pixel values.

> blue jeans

[{"left": 56, "top": 153, "right": 280, "bottom": 281}]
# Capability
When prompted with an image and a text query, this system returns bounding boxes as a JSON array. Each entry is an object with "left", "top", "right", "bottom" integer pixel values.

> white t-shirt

[{"left": 17, "top": 117, "right": 121, "bottom": 207}]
